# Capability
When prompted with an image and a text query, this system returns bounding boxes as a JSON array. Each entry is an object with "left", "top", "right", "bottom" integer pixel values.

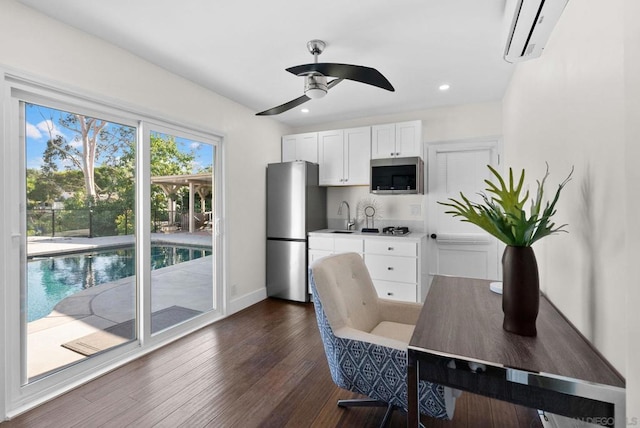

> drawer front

[
  {"left": 334, "top": 238, "right": 364, "bottom": 254},
  {"left": 365, "top": 239, "right": 417, "bottom": 257},
  {"left": 308, "top": 236, "right": 333, "bottom": 251},
  {"left": 309, "top": 250, "right": 333, "bottom": 264},
  {"left": 373, "top": 280, "right": 417, "bottom": 302},
  {"left": 365, "top": 254, "right": 417, "bottom": 283}
]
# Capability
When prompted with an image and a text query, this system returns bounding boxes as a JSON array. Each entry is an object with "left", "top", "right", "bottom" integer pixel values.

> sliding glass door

[
  {"left": 23, "top": 101, "right": 138, "bottom": 381},
  {"left": 147, "top": 128, "right": 217, "bottom": 334},
  {"left": 5, "top": 79, "right": 224, "bottom": 414}
]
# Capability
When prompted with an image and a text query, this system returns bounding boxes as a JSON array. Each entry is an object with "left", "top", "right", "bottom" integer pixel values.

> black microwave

[{"left": 370, "top": 157, "right": 424, "bottom": 194}]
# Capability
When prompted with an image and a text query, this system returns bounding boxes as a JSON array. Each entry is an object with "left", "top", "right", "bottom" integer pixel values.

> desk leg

[{"left": 407, "top": 350, "right": 419, "bottom": 427}]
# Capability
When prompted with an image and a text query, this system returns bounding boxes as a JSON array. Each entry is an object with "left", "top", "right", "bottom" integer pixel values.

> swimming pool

[{"left": 27, "top": 245, "right": 212, "bottom": 322}]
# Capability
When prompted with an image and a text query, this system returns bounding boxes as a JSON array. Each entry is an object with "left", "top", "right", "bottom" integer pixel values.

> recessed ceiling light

[
  {"left": 439, "top": 84, "right": 450, "bottom": 91},
  {"left": 301, "top": 108, "right": 310, "bottom": 113}
]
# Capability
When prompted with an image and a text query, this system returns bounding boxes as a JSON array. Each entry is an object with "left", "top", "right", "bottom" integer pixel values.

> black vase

[{"left": 502, "top": 245, "right": 540, "bottom": 337}]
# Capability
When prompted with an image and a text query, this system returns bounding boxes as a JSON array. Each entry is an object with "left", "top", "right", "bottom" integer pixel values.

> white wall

[
  {"left": 503, "top": 0, "right": 629, "bottom": 387},
  {"left": 0, "top": 1, "right": 289, "bottom": 309},
  {"left": 625, "top": 0, "right": 640, "bottom": 417},
  {"left": 294, "top": 102, "right": 503, "bottom": 230}
]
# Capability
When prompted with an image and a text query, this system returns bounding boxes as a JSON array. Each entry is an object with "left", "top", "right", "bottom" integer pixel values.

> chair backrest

[{"left": 309, "top": 252, "right": 382, "bottom": 334}]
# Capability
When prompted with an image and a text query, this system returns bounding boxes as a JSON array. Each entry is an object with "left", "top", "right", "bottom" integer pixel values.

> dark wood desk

[{"left": 407, "top": 276, "right": 625, "bottom": 427}]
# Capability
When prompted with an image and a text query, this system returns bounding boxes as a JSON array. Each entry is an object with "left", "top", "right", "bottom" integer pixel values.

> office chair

[{"left": 309, "top": 252, "right": 458, "bottom": 427}]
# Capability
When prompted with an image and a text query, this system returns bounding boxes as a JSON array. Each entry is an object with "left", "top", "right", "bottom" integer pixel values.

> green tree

[
  {"left": 37, "top": 107, "right": 135, "bottom": 202},
  {"left": 114, "top": 133, "right": 196, "bottom": 233}
]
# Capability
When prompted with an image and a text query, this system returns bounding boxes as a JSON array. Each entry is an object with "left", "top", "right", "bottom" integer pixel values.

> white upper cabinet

[
  {"left": 318, "top": 129, "right": 344, "bottom": 185},
  {"left": 282, "top": 132, "right": 318, "bottom": 163},
  {"left": 343, "top": 127, "right": 371, "bottom": 185},
  {"left": 371, "top": 120, "right": 422, "bottom": 159},
  {"left": 371, "top": 124, "right": 396, "bottom": 158},
  {"left": 318, "top": 127, "right": 371, "bottom": 186},
  {"left": 395, "top": 120, "right": 422, "bottom": 157}
]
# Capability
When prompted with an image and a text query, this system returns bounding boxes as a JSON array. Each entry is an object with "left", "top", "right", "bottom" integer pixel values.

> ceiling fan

[{"left": 256, "top": 40, "right": 395, "bottom": 116}]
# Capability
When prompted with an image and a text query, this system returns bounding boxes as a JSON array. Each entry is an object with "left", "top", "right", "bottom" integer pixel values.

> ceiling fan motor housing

[{"left": 304, "top": 75, "right": 327, "bottom": 98}]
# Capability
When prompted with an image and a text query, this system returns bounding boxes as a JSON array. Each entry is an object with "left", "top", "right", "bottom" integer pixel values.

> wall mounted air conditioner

[{"left": 504, "top": 0, "right": 569, "bottom": 63}]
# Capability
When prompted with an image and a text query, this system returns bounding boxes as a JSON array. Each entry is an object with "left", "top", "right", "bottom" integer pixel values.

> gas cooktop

[{"left": 382, "top": 226, "right": 410, "bottom": 235}]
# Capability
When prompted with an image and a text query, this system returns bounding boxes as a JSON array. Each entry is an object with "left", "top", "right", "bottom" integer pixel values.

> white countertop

[{"left": 309, "top": 229, "right": 427, "bottom": 240}]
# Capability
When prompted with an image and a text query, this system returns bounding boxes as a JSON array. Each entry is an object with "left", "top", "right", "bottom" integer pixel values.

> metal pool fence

[{"left": 26, "top": 208, "right": 187, "bottom": 237}]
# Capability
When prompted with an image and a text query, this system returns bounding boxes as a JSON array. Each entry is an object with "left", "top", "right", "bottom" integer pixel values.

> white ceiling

[{"left": 17, "top": 0, "right": 517, "bottom": 128}]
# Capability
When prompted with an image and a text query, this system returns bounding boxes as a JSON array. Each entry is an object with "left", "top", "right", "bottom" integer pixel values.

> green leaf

[{"left": 437, "top": 164, "right": 573, "bottom": 246}]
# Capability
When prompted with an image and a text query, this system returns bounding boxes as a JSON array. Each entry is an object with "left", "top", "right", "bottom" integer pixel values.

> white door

[{"left": 427, "top": 139, "right": 502, "bottom": 281}]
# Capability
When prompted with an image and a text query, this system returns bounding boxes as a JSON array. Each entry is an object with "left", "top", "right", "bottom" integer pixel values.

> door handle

[{"left": 430, "top": 233, "right": 437, "bottom": 239}]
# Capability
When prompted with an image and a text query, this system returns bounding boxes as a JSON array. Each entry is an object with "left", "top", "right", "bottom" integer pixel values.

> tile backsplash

[{"left": 326, "top": 186, "right": 427, "bottom": 232}]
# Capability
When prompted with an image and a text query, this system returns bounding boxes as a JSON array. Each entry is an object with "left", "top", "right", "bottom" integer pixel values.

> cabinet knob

[
  {"left": 430, "top": 233, "right": 437, "bottom": 239},
  {"left": 388, "top": 247, "right": 394, "bottom": 251},
  {"left": 395, "top": 152, "right": 400, "bottom": 156},
  {"left": 387, "top": 292, "right": 394, "bottom": 296},
  {"left": 387, "top": 267, "right": 394, "bottom": 271}
]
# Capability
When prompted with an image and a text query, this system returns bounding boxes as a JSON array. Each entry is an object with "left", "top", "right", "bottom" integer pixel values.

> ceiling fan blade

[
  {"left": 327, "top": 78, "right": 343, "bottom": 89},
  {"left": 256, "top": 94, "right": 311, "bottom": 116},
  {"left": 286, "top": 63, "right": 394, "bottom": 92}
]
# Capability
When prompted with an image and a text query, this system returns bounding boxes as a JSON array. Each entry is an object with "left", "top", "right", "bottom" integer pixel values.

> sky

[{"left": 25, "top": 103, "right": 214, "bottom": 172}]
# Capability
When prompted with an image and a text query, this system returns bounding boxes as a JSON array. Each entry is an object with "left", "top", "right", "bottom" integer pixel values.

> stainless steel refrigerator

[{"left": 266, "top": 161, "right": 327, "bottom": 302}]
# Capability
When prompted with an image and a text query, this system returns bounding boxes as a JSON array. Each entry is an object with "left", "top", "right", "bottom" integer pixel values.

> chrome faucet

[{"left": 338, "top": 201, "right": 355, "bottom": 230}]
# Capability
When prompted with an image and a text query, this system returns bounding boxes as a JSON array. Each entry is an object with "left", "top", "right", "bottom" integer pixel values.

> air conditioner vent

[{"left": 504, "top": 0, "right": 569, "bottom": 63}]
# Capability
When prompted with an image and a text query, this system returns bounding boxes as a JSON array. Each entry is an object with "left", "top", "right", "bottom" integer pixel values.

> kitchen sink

[{"left": 332, "top": 230, "right": 354, "bottom": 234}]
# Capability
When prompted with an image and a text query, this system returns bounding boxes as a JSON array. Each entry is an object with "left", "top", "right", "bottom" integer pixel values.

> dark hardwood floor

[{"left": 3, "top": 299, "right": 542, "bottom": 427}]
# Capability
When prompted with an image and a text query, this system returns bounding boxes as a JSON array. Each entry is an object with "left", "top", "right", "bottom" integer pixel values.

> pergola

[{"left": 150, "top": 172, "right": 213, "bottom": 233}]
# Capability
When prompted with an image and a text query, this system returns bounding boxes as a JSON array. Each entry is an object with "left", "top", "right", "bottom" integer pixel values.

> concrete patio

[{"left": 26, "top": 232, "right": 214, "bottom": 379}]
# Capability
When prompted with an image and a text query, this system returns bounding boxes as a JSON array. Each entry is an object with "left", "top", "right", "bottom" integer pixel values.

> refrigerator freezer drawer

[{"left": 266, "top": 239, "right": 309, "bottom": 302}]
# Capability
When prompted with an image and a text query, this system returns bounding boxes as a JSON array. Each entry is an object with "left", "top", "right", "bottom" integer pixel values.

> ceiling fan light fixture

[
  {"left": 256, "top": 39, "right": 394, "bottom": 116},
  {"left": 304, "top": 75, "right": 327, "bottom": 99}
]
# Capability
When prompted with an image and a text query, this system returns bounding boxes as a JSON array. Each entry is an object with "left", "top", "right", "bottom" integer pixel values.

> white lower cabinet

[{"left": 308, "top": 232, "right": 427, "bottom": 302}]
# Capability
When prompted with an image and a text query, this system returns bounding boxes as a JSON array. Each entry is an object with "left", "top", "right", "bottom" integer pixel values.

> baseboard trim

[{"left": 227, "top": 287, "right": 267, "bottom": 315}]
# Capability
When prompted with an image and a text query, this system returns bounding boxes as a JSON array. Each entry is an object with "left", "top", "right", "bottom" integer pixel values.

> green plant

[{"left": 438, "top": 164, "right": 573, "bottom": 247}]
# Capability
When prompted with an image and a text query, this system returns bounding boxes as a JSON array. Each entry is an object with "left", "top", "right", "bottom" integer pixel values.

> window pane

[
  {"left": 149, "top": 131, "right": 215, "bottom": 334},
  {"left": 24, "top": 103, "right": 137, "bottom": 380}
]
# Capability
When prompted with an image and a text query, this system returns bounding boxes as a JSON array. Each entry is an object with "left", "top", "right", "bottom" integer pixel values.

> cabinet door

[
  {"left": 281, "top": 135, "right": 298, "bottom": 162},
  {"left": 282, "top": 133, "right": 318, "bottom": 163},
  {"left": 371, "top": 124, "right": 396, "bottom": 159},
  {"left": 343, "top": 127, "right": 371, "bottom": 185},
  {"left": 395, "top": 120, "right": 422, "bottom": 158},
  {"left": 309, "top": 249, "right": 333, "bottom": 264},
  {"left": 297, "top": 133, "right": 319, "bottom": 163},
  {"left": 318, "top": 129, "right": 345, "bottom": 186}
]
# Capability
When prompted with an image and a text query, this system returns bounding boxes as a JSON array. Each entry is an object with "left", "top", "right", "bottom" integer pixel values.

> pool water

[{"left": 27, "top": 245, "right": 212, "bottom": 322}]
